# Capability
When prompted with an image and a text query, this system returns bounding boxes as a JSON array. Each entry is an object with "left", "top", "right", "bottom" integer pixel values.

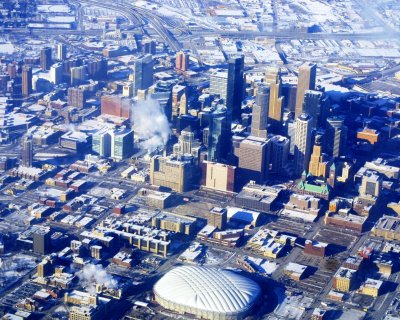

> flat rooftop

[{"left": 373, "top": 216, "right": 400, "bottom": 233}]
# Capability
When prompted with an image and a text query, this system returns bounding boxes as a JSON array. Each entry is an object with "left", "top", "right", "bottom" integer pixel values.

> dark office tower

[
  {"left": 132, "top": 54, "right": 154, "bottom": 95},
  {"left": 207, "top": 107, "right": 230, "bottom": 162},
  {"left": 295, "top": 63, "right": 317, "bottom": 118},
  {"left": 87, "top": 57, "right": 108, "bottom": 80},
  {"left": 22, "top": 65, "right": 32, "bottom": 97},
  {"left": 326, "top": 117, "right": 348, "bottom": 158},
  {"left": 63, "top": 58, "right": 83, "bottom": 77},
  {"left": 143, "top": 39, "right": 156, "bottom": 55},
  {"left": 227, "top": 56, "right": 245, "bottom": 121},
  {"left": 33, "top": 227, "right": 51, "bottom": 255},
  {"left": 265, "top": 67, "right": 284, "bottom": 126},
  {"left": 302, "top": 90, "right": 322, "bottom": 129},
  {"left": 40, "top": 47, "right": 52, "bottom": 71},
  {"left": 294, "top": 113, "right": 313, "bottom": 176},
  {"left": 282, "top": 83, "right": 297, "bottom": 112},
  {"left": 7, "top": 63, "right": 17, "bottom": 79},
  {"left": 0, "top": 75, "right": 9, "bottom": 93},
  {"left": 270, "top": 135, "right": 290, "bottom": 176},
  {"left": 57, "top": 44, "right": 67, "bottom": 61},
  {"left": 251, "top": 85, "right": 270, "bottom": 139},
  {"left": 21, "top": 135, "right": 33, "bottom": 167}
]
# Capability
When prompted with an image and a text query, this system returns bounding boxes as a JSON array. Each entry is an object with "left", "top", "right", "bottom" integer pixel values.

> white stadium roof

[{"left": 154, "top": 266, "right": 261, "bottom": 319}]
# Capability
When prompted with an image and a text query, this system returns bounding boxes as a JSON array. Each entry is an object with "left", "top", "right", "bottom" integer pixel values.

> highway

[
  {"left": 3, "top": 3, "right": 400, "bottom": 54},
  {"left": 76, "top": 0, "right": 183, "bottom": 52}
]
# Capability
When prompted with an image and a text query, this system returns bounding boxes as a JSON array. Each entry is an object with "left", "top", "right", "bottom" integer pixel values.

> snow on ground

[
  {"left": 47, "top": 16, "right": 76, "bottom": 23},
  {"left": 246, "top": 256, "right": 279, "bottom": 275},
  {"left": 0, "top": 43, "right": 15, "bottom": 54},
  {"left": 37, "top": 5, "right": 72, "bottom": 13},
  {"left": 0, "top": 254, "right": 36, "bottom": 290}
]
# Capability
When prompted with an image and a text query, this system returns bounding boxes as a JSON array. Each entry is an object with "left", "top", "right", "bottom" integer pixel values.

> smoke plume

[
  {"left": 79, "top": 264, "right": 117, "bottom": 294},
  {"left": 131, "top": 98, "right": 170, "bottom": 152}
]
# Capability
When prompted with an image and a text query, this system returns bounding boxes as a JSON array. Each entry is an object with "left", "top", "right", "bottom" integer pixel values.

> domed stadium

[{"left": 153, "top": 265, "right": 261, "bottom": 320}]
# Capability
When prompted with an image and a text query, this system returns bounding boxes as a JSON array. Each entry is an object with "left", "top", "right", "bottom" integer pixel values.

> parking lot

[
  {"left": 1, "top": 282, "right": 42, "bottom": 307},
  {"left": 266, "top": 216, "right": 309, "bottom": 237}
]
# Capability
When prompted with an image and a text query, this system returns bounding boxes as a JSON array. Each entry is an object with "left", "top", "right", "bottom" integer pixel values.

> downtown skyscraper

[{"left": 295, "top": 63, "right": 317, "bottom": 118}]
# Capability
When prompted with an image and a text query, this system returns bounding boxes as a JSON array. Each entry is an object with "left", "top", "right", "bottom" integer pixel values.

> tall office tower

[
  {"left": 21, "top": 135, "right": 33, "bottom": 167},
  {"left": 70, "top": 65, "right": 88, "bottom": 86},
  {"left": 282, "top": 83, "right": 297, "bottom": 112},
  {"left": 179, "top": 92, "right": 188, "bottom": 116},
  {"left": 326, "top": 117, "right": 348, "bottom": 158},
  {"left": 57, "top": 44, "right": 67, "bottom": 61},
  {"left": 236, "top": 85, "right": 270, "bottom": 183},
  {"left": 33, "top": 226, "right": 51, "bottom": 255},
  {"left": 142, "top": 39, "right": 157, "bottom": 55},
  {"left": 132, "top": 54, "right": 154, "bottom": 95},
  {"left": 175, "top": 51, "right": 189, "bottom": 71},
  {"left": 319, "top": 96, "right": 332, "bottom": 127},
  {"left": 123, "top": 82, "right": 134, "bottom": 97},
  {"left": 7, "top": 63, "right": 17, "bottom": 79},
  {"left": 63, "top": 57, "right": 83, "bottom": 77},
  {"left": 151, "top": 91, "right": 173, "bottom": 121},
  {"left": 265, "top": 67, "right": 284, "bottom": 126},
  {"left": 111, "top": 127, "right": 134, "bottom": 161},
  {"left": 201, "top": 162, "right": 236, "bottom": 193},
  {"left": 269, "top": 135, "right": 290, "bottom": 176},
  {"left": 92, "top": 129, "right": 112, "bottom": 157},
  {"left": 150, "top": 155, "right": 194, "bottom": 192},
  {"left": 210, "top": 71, "right": 228, "bottom": 103},
  {"left": 50, "top": 63, "right": 63, "bottom": 85},
  {"left": 22, "top": 65, "right": 32, "bottom": 96},
  {"left": 302, "top": 90, "right": 322, "bottom": 128},
  {"left": 227, "top": 56, "right": 245, "bottom": 121},
  {"left": 308, "top": 135, "right": 331, "bottom": 177},
  {"left": 285, "top": 119, "right": 296, "bottom": 155},
  {"left": 172, "top": 85, "right": 186, "bottom": 118},
  {"left": 295, "top": 62, "right": 317, "bottom": 118},
  {"left": 68, "top": 87, "right": 89, "bottom": 109},
  {"left": 86, "top": 57, "right": 108, "bottom": 80},
  {"left": 101, "top": 95, "right": 131, "bottom": 118},
  {"left": 40, "top": 47, "right": 52, "bottom": 71},
  {"left": 207, "top": 107, "right": 230, "bottom": 162},
  {"left": 294, "top": 113, "right": 313, "bottom": 176},
  {"left": 179, "top": 126, "right": 194, "bottom": 155},
  {"left": 236, "top": 136, "right": 270, "bottom": 184},
  {"left": 251, "top": 85, "right": 269, "bottom": 139}
]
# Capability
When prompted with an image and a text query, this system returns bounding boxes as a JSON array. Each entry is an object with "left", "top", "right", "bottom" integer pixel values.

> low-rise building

[
  {"left": 151, "top": 211, "right": 196, "bottom": 236},
  {"left": 359, "top": 278, "right": 383, "bottom": 297},
  {"left": 371, "top": 216, "right": 400, "bottom": 240},
  {"left": 284, "top": 262, "right": 308, "bottom": 281},
  {"left": 138, "top": 188, "right": 174, "bottom": 209},
  {"left": 246, "top": 228, "right": 287, "bottom": 259},
  {"left": 333, "top": 267, "right": 357, "bottom": 292},
  {"left": 282, "top": 193, "right": 321, "bottom": 221},
  {"left": 304, "top": 240, "right": 328, "bottom": 257},
  {"left": 235, "top": 182, "right": 283, "bottom": 213},
  {"left": 324, "top": 211, "right": 367, "bottom": 233}
]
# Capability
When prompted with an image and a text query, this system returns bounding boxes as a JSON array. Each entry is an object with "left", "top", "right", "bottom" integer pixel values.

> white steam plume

[
  {"left": 131, "top": 98, "right": 170, "bottom": 152},
  {"left": 79, "top": 264, "right": 117, "bottom": 294}
]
